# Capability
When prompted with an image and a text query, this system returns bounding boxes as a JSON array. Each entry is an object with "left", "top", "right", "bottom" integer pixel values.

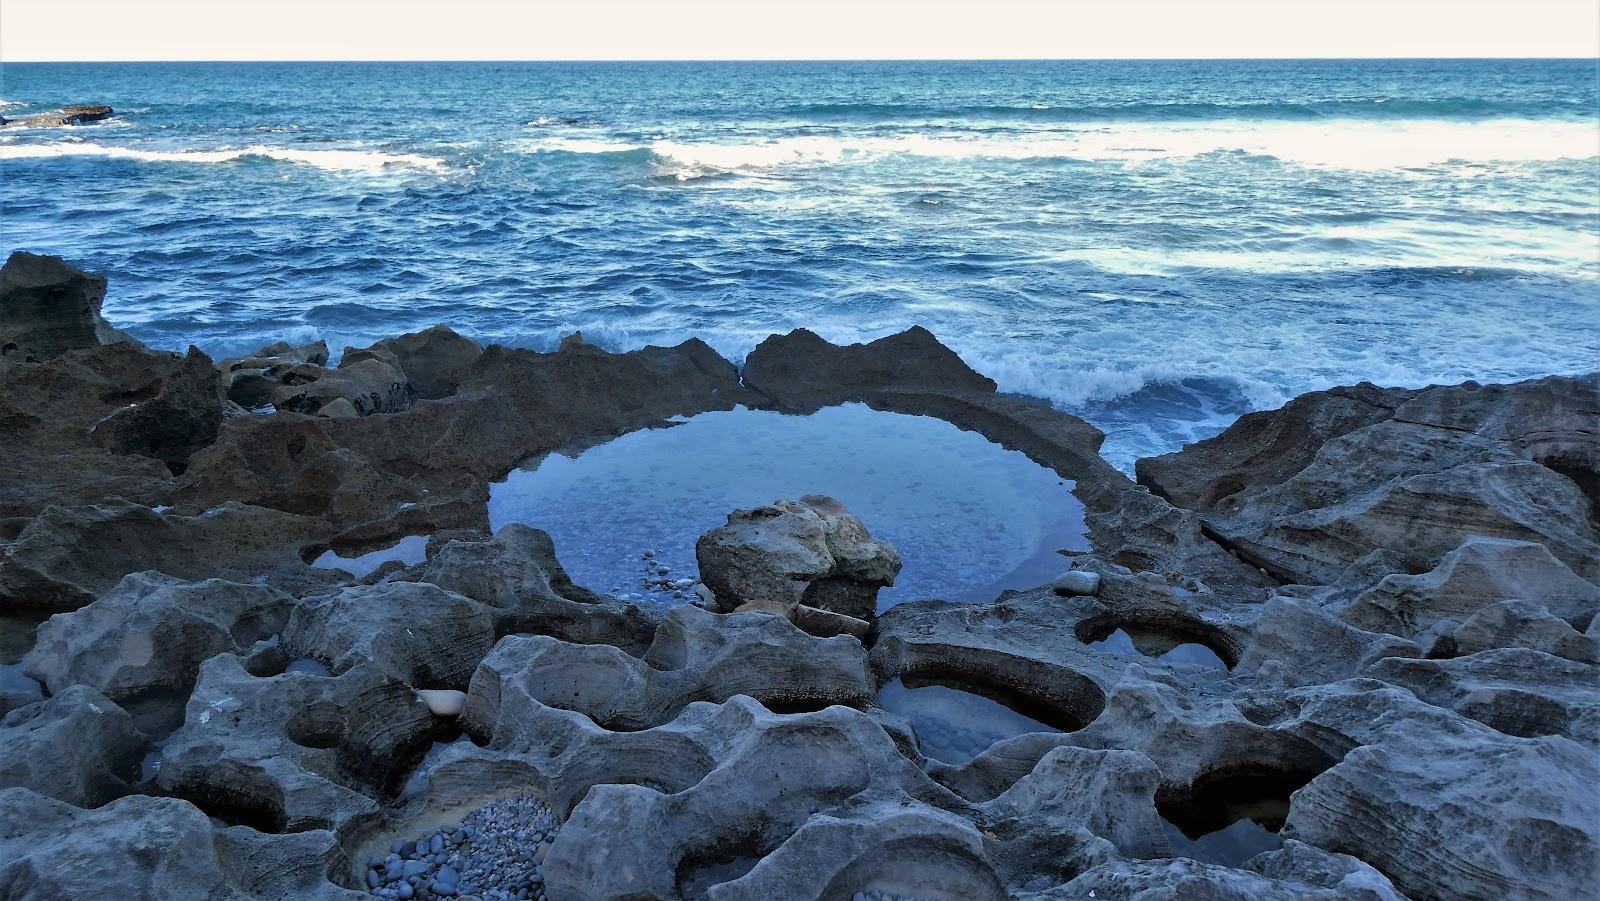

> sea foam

[{"left": 0, "top": 142, "right": 447, "bottom": 173}]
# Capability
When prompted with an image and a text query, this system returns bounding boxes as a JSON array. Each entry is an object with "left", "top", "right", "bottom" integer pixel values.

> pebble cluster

[
  {"left": 609, "top": 549, "right": 702, "bottom": 606},
  {"left": 365, "top": 795, "right": 560, "bottom": 900}
]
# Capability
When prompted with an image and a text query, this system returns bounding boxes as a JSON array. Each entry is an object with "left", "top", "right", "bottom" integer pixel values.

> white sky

[{"left": 2, "top": 0, "right": 1597, "bottom": 62}]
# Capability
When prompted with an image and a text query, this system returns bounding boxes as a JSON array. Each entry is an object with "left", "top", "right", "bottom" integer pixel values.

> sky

[{"left": 2, "top": 0, "right": 1597, "bottom": 62}]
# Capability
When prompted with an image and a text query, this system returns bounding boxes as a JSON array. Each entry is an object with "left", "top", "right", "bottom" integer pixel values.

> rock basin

[{"left": 488, "top": 403, "right": 1086, "bottom": 610}]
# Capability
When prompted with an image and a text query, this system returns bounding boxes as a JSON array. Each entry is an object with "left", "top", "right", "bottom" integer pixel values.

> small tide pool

[
  {"left": 488, "top": 404, "right": 1086, "bottom": 611},
  {"left": 876, "top": 677, "right": 1063, "bottom": 765}
]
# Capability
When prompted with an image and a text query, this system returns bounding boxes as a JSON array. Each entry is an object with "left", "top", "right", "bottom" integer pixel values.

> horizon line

[{"left": 5, "top": 54, "right": 1598, "bottom": 64}]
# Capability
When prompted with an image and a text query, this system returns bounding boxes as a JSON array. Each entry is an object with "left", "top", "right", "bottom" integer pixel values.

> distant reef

[
  {"left": 1, "top": 250, "right": 1596, "bottom": 901},
  {"left": 0, "top": 104, "right": 114, "bottom": 128}
]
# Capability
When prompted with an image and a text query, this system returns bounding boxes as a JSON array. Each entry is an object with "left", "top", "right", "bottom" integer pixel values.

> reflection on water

[
  {"left": 313, "top": 534, "right": 429, "bottom": 578},
  {"left": 488, "top": 404, "right": 1086, "bottom": 611},
  {"left": 1084, "top": 626, "right": 1229, "bottom": 669},
  {"left": 1161, "top": 797, "right": 1289, "bottom": 867},
  {"left": 876, "top": 677, "right": 1062, "bottom": 765}
]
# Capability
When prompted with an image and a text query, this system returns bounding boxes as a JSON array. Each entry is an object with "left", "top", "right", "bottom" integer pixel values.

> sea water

[{"left": 3, "top": 59, "right": 1596, "bottom": 466}]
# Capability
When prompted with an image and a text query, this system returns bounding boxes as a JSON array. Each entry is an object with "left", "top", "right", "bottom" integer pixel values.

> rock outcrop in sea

[{"left": 1, "top": 251, "right": 1596, "bottom": 900}]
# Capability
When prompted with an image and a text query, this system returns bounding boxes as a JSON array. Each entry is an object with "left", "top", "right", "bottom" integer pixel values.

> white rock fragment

[
  {"left": 1052, "top": 570, "right": 1101, "bottom": 596},
  {"left": 417, "top": 689, "right": 468, "bottom": 717}
]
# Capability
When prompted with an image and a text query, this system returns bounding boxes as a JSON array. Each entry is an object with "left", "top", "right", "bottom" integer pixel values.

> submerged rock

[{"left": 696, "top": 495, "right": 902, "bottom": 620}]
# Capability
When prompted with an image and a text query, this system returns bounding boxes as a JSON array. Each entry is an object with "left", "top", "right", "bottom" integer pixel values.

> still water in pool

[
  {"left": 488, "top": 404, "right": 1086, "bottom": 610},
  {"left": 876, "top": 678, "right": 1063, "bottom": 765}
]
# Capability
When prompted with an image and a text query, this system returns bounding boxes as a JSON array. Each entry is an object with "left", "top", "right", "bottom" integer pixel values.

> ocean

[{"left": 2, "top": 59, "right": 1596, "bottom": 467}]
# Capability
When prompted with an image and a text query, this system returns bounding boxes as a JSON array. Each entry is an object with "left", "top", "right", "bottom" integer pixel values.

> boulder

[
  {"left": 419, "top": 523, "right": 659, "bottom": 654},
  {"left": 157, "top": 653, "right": 432, "bottom": 833},
  {"left": 283, "top": 581, "right": 495, "bottom": 690},
  {"left": 0, "top": 500, "right": 332, "bottom": 612},
  {"left": 90, "top": 345, "right": 224, "bottom": 473},
  {"left": 0, "top": 685, "right": 144, "bottom": 806},
  {"left": 342, "top": 324, "right": 482, "bottom": 399},
  {"left": 22, "top": 572, "right": 293, "bottom": 729},
  {"left": 0, "top": 342, "right": 193, "bottom": 519},
  {"left": 271, "top": 357, "right": 416, "bottom": 416},
  {"left": 696, "top": 495, "right": 902, "bottom": 620},
  {"left": 0, "top": 251, "right": 138, "bottom": 361},
  {"left": 0, "top": 787, "right": 361, "bottom": 900}
]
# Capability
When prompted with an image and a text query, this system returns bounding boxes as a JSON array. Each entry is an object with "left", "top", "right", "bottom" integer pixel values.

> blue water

[{"left": 3, "top": 60, "right": 1597, "bottom": 465}]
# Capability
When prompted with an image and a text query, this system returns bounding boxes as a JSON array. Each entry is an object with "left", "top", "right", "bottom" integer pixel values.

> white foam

[
  {"left": 515, "top": 118, "right": 1597, "bottom": 176},
  {"left": 0, "top": 141, "right": 447, "bottom": 173}
]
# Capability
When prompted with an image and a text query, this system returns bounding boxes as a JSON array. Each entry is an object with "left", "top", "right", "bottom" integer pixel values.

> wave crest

[{"left": 0, "top": 142, "right": 447, "bottom": 173}]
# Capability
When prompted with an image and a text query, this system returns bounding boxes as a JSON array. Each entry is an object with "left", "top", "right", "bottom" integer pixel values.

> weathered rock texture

[
  {"left": 2, "top": 257, "right": 1595, "bottom": 901},
  {"left": 696, "top": 495, "right": 903, "bottom": 620}
]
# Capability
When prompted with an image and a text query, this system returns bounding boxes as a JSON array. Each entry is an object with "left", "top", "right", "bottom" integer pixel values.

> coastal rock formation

[
  {"left": 0, "top": 104, "right": 114, "bottom": 128},
  {"left": 1, "top": 259, "right": 1595, "bottom": 901},
  {"left": 0, "top": 788, "right": 359, "bottom": 900},
  {"left": 21, "top": 572, "right": 293, "bottom": 731},
  {"left": 420, "top": 523, "right": 660, "bottom": 654},
  {"left": 695, "top": 495, "right": 903, "bottom": 620},
  {"left": 0, "top": 251, "right": 137, "bottom": 361},
  {"left": 0, "top": 500, "right": 331, "bottom": 612},
  {"left": 468, "top": 604, "right": 871, "bottom": 732},
  {"left": 0, "top": 685, "right": 145, "bottom": 807}
]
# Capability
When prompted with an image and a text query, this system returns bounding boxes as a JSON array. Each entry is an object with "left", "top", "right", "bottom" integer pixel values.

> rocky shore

[{"left": 1, "top": 250, "right": 1596, "bottom": 900}]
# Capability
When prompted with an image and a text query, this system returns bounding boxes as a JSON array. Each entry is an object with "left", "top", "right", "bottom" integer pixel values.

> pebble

[{"left": 365, "top": 794, "right": 559, "bottom": 901}]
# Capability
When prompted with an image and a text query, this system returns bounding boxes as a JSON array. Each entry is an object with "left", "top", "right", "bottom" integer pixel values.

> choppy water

[{"left": 3, "top": 60, "right": 1597, "bottom": 465}]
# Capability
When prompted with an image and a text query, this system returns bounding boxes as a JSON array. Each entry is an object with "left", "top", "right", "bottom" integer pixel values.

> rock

[
  {"left": 0, "top": 250, "right": 138, "bottom": 361},
  {"left": 1334, "top": 536, "right": 1600, "bottom": 642},
  {"left": 1138, "top": 375, "right": 1600, "bottom": 586},
  {"left": 21, "top": 572, "right": 293, "bottom": 731},
  {"left": 0, "top": 342, "right": 211, "bottom": 519},
  {"left": 1452, "top": 599, "right": 1598, "bottom": 663},
  {"left": 344, "top": 325, "right": 483, "bottom": 399},
  {"left": 157, "top": 653, "right": 432, "bottom": 833},
  {"left": 743, "top": 327, "right": 1132, "bottom": 511},
  {"left": 1051, "top": 570, "right": 1101, "bottom": 596},
  {"left": 0, "top": 500, "right": 332, "bottom": 612},
  {"left": 0, "top": 787, "right": 360, "bottom": 900},
  {"left": 465, "top": 603, "right": 871, "bottom": 733},
  {"left": 90, "top": 346, "right": 224, "bottom": 474},
  {"left": 742, "top": 326, "right": 997, "bottom": 410},
  {"left": 418, "top": 689, "right": 469, "bottom": 717},
  {"left": 283, "top": 581, "right": 495, "bottom": 690},
  {"left": 1047, "top": 842, "right": 1407, "bottom": 900},
  {"left": 1135, "top": 382, "right": 1413, "bottom": 512},
  {"left": 0, "top": 249, "right": 138, "bottom": 363},
  {"left": 1365, "top": 649, "right": 1599, "bottom": 742},
  {"left": 1260, "top": 682, "right": 1600, "bottom": 901},
  {"left": 317, "top": 396, "right": 360, "bottom": 418},
  {"left": 0, "top": 666, "right": 43, "bottom": 717},
  {"left": 0, "top": 685, "right": 144, "bottom": 806},
  {"left": 0, "top": 104, "right": 114, "bottom": 128},
  {"left": 420, "top": 524, "right": 659, "bottom": 654},
  {"left": 696, "top": 495, "right": 902, "bottom": 620},
  {"left": 272, "top": 356, "right": 417, "bottom": 417},
  {"left": 1086, "top": 487, "right": 1275, "bottom": 598}
]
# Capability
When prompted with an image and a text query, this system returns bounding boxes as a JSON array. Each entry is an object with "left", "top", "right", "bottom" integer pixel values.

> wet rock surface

[{"left": 0, "top": 258, "right": 1595, "bottom": 900}]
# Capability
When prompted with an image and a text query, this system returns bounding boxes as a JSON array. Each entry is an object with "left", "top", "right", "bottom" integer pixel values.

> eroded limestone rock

[{"left": 696, "top": 495, "right": 902, "bottom": 620}]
